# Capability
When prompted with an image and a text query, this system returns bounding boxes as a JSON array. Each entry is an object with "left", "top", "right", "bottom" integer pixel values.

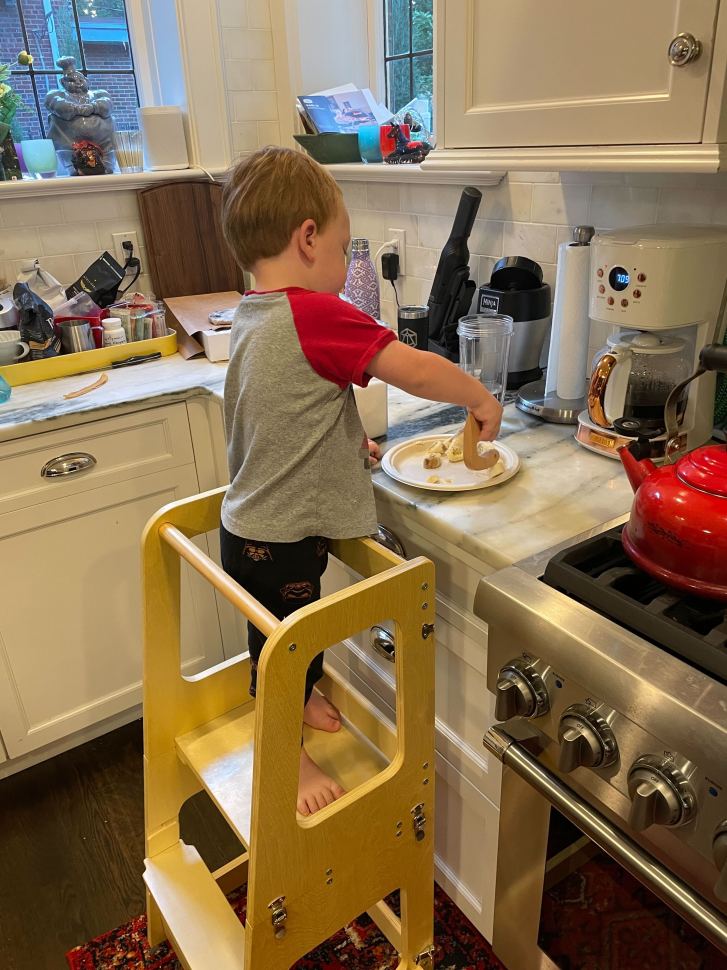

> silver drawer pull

[
  {"left": 375, "top": 524, "right": 406, "bottom": 558},
  {"left": 41, "top": 452, "right": 97, "bottom": 478},
  {"left": 371, "top": 625, "right": 396, "bottom": 662}
]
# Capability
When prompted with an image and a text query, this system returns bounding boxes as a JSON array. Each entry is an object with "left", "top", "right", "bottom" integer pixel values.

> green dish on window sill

[{"left": 293, "top": 133, "right": 362, "bottom": 164}]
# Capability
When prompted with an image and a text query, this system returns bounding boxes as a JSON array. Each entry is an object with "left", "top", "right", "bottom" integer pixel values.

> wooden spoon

[{"left": 463, "top": 413, "right": 499, "bottom": 471}]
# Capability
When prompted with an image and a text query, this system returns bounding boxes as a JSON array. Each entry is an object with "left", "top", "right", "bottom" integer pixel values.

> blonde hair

[{"left": 221, "top": 146, "right": 343, "bottom": 270}]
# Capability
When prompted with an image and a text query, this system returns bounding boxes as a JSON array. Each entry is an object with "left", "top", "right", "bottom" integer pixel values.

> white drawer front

[{"left": 0, "top": 403, "right": 194, "bottom": 515}]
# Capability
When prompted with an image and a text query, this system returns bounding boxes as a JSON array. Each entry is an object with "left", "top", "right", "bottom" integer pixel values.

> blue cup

[{"left": 358, "top": 124, "right": 382, "bottom": 164}]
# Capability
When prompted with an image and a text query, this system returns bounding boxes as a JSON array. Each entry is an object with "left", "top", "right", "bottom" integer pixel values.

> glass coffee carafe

[{"left": 588, "top": 331, "right": 692, "bottom": 429}]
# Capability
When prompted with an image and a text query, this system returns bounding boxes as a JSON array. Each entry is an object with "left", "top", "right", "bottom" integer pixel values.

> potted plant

[{"left": 0, "top": 54, "right": 30, "bottom": 181}]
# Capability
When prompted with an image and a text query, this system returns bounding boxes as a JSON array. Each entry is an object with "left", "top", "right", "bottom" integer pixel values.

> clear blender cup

[{"left": 457, "top": 312, "right": 514, "bottom": 402}]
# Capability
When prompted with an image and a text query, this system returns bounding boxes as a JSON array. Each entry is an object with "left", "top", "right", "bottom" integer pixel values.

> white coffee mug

[{"left": 0, "top": 330, "right": 30, "bottom": 365}]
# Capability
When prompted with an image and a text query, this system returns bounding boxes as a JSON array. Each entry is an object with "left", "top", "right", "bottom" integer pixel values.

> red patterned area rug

[
  {"left": 67, "top": 856, "right": 727, "bottom": 970},
  {"left": 66, "top": 884, "right": 505, "bottom": 970}
]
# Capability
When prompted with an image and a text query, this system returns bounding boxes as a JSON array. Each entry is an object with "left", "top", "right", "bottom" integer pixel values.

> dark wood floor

[{"left": 0, "top": 720, "right": 242, "bottom": 970}]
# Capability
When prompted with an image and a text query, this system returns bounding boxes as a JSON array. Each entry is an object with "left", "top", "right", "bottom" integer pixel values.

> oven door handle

[{"left": 484, "top": 726, "right": 727, "bottom": 954}]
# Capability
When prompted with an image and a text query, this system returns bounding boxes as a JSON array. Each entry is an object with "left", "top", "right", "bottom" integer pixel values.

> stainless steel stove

[{"left": 474, "top": 516, "right": 727, "bottom": 970}]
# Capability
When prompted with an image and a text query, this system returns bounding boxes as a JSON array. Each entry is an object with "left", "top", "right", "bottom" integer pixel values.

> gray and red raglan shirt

[{"left": 221, "top": 287, "right": 397, "bottom": 543}]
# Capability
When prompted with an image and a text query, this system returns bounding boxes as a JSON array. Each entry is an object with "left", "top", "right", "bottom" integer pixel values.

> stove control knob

[
  {"left": 557, "top": 705, "right": 618, "bottom": 773},
  {"left": 494, "top": 658, "right": 549, "bottom": 721},
  {"left": 627, "top": 756, "right": 696, "bottom": 832},
  {"left": 712, "top": 823, "right": 727, "bottom": 902}
]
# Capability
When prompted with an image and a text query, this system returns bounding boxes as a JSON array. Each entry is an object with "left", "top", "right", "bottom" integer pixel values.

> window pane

[
  {"left": 0, "top": 3, "right": 27, "bottom": 67},
  {"left": 22, "top": 0, "right": 82, "bottom": 71},
  {"left": 386, "top": 0, "right": 410, "bottom": 57},
  {"left": 411, "top": 0, "right": 432, "bottom": 53},
  {"left": 7, "top": 73, "right": 44, "bottom": 140},
  {"left": 412, "top": 53, "right": 433, "bottom": 103},
  {"left": 79, "top": 0, "right": 133, "bottom": 71},
  {"left": 386, "top": 57, "right": 411, "bottom": 115},
  {"left": 85, "top": 72, "right": 138, "bottom": 130}
]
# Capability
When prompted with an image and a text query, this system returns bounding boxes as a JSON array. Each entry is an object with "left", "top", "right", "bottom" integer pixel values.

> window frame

[
  {"left": 6, "top": 0, "right": 141, "bottom": 139},
  {"left": 381, "top": 0, "right": 434, "bottom": 114}
]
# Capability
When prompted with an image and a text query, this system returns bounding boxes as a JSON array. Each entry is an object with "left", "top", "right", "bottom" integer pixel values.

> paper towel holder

[{"left": 515, "top": 225, "right": 594, "bottom": 424}]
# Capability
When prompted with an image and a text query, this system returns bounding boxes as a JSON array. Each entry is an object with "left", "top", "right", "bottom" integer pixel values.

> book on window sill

[{"left": 297, "top": 86, "right": 391, "bottom": 135}]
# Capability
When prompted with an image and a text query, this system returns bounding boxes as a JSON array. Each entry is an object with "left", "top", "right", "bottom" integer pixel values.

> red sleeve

[{"left": 288, "top": 290, "right": 396, "bottom": 388}]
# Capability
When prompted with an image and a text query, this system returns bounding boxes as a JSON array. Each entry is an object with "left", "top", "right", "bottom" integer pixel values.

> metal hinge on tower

[
  {"left": 268, "top": 895, "right": 287, "bottom": 938},
  {"left": 416, "top": 943, "right": 436, "bottom": 967}
]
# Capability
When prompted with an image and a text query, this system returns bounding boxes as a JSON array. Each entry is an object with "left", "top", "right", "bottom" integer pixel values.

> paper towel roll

[{"left": 547, "top": 241, "right": 591, "bottom": 400}]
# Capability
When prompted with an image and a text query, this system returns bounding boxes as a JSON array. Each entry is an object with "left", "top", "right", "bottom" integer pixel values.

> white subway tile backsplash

[
  {"left": 483, "top": 181, "right": 532, "bottom": 222},
  {"left": 469, "top": 219, "right": 504, "bottom": 258},
  {"left": 257, "top": 122, "right": 281, "bottom": 147},
  {"left": 0, "top": 227, "right": 43, "bottom": 261},
  {"left": 417, "top": 214, "right": 456, "bottom": 250},
  {"left": 219, "top": 0, "right": 248, "bottom": 28},
  {"left": 348, "top": 209, "right": 387, "bottom": 242},
  {"left": 590, "top": 186, "right": 658, "bottom": 228},
  {"left": 502, "top": 221, "right": 558, "bottom": 263},
  {"left": 531, "top": 183, "right": 589, "bottom": 226},
  {"left": 399, "top": 183, "right": 467, "bottom": 217},
  {"left": 251, "top": 60, "right": 276, "bottom": 91},
  {"left": 2, "top": 199, "right": 63, "bottom": 229},
  {"left": 232, "top": 121, "right": 259, "bottom": 153},
  {"left": 656, "top": 188, "right": 720, "bottom": 224},
  {"left": 247, "top": 0, "right": 271, "bottom": 28},
  {"left": 365, "top": 183, "right": 401, "bottom": 212},
  {"left": 94, "top": 219, "right": 143, "bottom": 252},
  {"left": 61, "top": 193, "right": 127, "bottom": 223},
  {"left": 232, "top": 91, "right": 278, "bottom": 122},
  {"left": 39, "top": 224, "right": 99, "bottom": 258},
  {"left": 225, "top": 59, "right": 253, "bottom": 91},
  {"left": 405, "top": 246, "right": 439, "bottom": 279},
  {"left": 340, "top": 183, "right": 367, "bottom": 209}
]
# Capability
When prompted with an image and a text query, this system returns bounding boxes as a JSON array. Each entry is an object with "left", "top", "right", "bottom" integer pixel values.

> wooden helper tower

[{"left": 141, "top": 486, "right": 436, "bottom": 969}]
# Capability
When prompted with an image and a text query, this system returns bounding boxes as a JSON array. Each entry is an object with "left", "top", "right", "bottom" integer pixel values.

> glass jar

[{"left": 457, "top": 312, "right": 514, "bottom": 402}]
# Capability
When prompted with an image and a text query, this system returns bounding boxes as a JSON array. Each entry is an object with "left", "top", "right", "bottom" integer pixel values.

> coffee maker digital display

[
  {"left": 609, "top": 267, "right": 630, "bottom": 291},
  {"left": 577, "top": 225, "right": 727, "bottom": 461}
]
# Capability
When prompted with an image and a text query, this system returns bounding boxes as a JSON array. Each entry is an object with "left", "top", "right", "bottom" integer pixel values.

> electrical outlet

[
  {"left": 388, "top": 227, "right": 407, "bottom": 276},
  {"left": 112, "top": 231, "right": 140, "bottom": 268}
]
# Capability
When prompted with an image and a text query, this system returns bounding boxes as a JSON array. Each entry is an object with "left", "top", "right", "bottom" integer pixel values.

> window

[
  {"left": 1, "top": 0, "right": 139, "bottom": 140},
  {"left": 383, "top": 0, "right": 433, "bottom": 116}
]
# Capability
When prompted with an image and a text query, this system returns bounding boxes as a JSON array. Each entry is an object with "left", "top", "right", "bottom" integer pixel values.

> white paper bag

[{"left": 17, "top": 259, "right": 66, "bottom": 310}]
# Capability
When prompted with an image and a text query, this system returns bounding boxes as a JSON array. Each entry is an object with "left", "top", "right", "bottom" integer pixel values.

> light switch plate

[{"left": 112, "top": 231, "right": 140, "bottom": 267}]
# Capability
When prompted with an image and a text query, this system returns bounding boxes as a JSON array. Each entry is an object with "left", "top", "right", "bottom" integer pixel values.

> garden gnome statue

[{"left": 45, "top": 56, "right": 115, "bottom": 174}]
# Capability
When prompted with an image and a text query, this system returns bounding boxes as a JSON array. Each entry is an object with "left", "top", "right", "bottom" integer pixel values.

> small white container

[
  {"left": 102, "top": 317, "right": 128, "bottom": 347},
  {"left": 354, "top": 378, "right": 388, "bottom": 439},
  {"left": 200, "top": 328, "right": 231, "bottom": 362},
  {"left": 139, "top": 106, "right": 190, "bottom": 171}
]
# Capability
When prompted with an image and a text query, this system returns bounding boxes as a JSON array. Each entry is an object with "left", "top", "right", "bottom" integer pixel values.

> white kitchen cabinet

[
  {"left": 0, "top": 405, "right": 224, "bottom": 760},
  {"left": 432, "top": 0, "right": 727, "bottom": 171}
]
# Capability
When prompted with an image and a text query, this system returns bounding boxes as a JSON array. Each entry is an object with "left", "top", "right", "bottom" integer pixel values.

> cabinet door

[
  {"left": 441, "top": 0, "right": 718, "bottom": 148},
  {"left": 0, "top": 466, "right": 224, "bottom": 758}
]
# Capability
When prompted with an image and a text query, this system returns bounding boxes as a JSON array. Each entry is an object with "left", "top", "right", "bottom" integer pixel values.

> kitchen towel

[{"left": 546, "top": 241, "right": 591, "bottom": 400}]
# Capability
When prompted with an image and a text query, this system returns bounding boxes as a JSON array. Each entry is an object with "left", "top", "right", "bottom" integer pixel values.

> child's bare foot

[
  {"left": 298, "top": 748, "right": 345, "bottom": 815},
  {"left": 303, "top": 689, "right": 341, "bottom": 732}
]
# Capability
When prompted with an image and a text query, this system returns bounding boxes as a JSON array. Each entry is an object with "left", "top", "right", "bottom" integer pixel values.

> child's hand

[
  {"left": 367, "top": 438, "right": 382, "bottom": 466},
  {"left": 470, "top": 391, "right": 503, "bottom": 441}
]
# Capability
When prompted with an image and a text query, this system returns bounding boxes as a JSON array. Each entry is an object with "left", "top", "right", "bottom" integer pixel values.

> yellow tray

[{"left": 0, "top": 330, "right": 178, "bottom": 387}]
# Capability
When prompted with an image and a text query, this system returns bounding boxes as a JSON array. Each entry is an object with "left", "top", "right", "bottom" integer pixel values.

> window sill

[
  {"left": 0, "top": 166, "right": 228, "bottom": 200},
  {"left": 324, "top": 161, "right": 505, "bottom": 185}
]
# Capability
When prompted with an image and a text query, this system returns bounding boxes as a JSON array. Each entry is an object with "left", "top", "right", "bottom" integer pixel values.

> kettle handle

[{"left": 664, "top": 341, "right": 727, "bottom": 461}]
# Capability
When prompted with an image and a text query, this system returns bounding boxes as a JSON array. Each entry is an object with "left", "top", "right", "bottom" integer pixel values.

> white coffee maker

[{"left": 576, "top": 225, "right": 727, "bottom": 459}]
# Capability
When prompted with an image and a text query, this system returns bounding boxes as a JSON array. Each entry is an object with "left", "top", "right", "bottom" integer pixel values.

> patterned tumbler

[{"left": 344, "top": 238, "right": 380, "bottom": 319}]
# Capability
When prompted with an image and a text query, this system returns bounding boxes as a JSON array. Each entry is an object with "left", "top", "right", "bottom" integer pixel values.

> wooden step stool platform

[{"left": 141, "top": 487, "right": 436, "bottom": 970}]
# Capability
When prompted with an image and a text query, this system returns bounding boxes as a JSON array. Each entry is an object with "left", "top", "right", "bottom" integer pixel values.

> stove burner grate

[{"left": 543, "top": 528, "right": 727, "bottom": 683}]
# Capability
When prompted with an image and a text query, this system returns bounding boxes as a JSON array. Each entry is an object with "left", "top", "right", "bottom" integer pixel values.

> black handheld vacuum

[{"left": 426, "top": 185, "right": 482, "bottom": 359}]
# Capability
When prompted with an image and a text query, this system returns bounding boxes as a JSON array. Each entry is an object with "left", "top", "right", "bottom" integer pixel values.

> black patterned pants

[{"left": 220, "top": 524, "right": 329, "bottom": 705}]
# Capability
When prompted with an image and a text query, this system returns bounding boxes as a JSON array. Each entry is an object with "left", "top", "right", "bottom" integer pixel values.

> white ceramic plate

[{"left": 381, "top": 434, "right": 520, "bottom": 492}]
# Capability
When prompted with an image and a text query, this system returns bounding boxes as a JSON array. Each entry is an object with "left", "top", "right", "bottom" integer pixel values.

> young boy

[{"left": 220, "top": 146, "right": 502, "bottom": 817}]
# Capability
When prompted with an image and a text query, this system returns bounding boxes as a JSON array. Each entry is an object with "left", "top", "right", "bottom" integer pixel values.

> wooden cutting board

[{"left": 138, "top": 181, "right": 246, "bottom": 299}]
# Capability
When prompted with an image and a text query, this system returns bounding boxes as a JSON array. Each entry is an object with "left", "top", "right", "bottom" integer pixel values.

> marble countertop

[{"left": 0, "top": 353, "right": 634, "bottom": 568}]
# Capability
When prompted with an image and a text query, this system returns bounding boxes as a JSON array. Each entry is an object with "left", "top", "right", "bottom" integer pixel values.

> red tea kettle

[{"left": 617, "top": 344, "right": 727, "bottom": 601}]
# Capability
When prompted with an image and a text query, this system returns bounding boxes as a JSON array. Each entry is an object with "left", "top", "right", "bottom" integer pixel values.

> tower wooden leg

[
  {"left": 146, "top": 888, "right": 167, "bottom": 948},
  {"left": 398, "top": 879, "right": 435, "bottom": 967}
]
